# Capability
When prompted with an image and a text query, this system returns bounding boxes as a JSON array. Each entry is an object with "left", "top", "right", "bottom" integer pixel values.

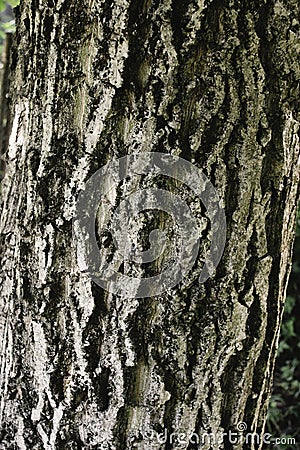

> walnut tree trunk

[{"left": 0, "top": 1, "right": 299, "bottom": 449}]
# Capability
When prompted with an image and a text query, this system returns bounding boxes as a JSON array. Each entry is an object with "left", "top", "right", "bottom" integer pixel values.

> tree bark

[{"left": 0, "top": 1, "right": 299, "bottom": 449}]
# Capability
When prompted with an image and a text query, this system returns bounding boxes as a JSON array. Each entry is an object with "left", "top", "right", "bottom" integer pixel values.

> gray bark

[{"left": 0, "top": 0, "right": 300, "bottom": 449}]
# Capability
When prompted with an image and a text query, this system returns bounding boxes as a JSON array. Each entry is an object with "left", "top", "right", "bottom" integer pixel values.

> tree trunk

[{"left": 0, "top": 1, "right": 299, "bottom": 449}]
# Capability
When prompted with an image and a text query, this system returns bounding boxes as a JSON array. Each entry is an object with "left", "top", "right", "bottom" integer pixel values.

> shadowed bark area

[{"left": 0, "top": 0, "right": 299, "bottom": 449}]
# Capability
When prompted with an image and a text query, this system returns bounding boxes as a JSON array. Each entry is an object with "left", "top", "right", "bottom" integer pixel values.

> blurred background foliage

[
  {"left": 0, "top": 2, "right": 15, "bottom": 182},
  {"left": 0, "top": 1, "right": 15, "bottom": 57},
  {"left": 0, "top": 0, "right": 299, "bottom": 447}
]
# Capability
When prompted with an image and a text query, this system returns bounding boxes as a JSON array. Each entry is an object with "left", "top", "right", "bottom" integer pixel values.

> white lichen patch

[
  {"left": 31, "top": 322, "right": 50, "bottom": 423},
  {"left": 34, "top": 224, "right": 55, "bottom": 286},
  {"left": 15, "top": 416, "right": 27, "bottom": 450}
]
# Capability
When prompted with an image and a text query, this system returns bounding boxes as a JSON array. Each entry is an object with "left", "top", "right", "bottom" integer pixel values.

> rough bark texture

[{"left": 0, "top": 0, "right": 300, "bottom": 449}]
